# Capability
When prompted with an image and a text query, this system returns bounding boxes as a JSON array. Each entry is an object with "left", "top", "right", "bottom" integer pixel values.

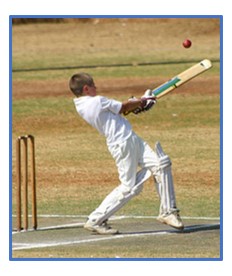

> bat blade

[{"left": 152, "top": 59, "right": 212, "bottom": 99}]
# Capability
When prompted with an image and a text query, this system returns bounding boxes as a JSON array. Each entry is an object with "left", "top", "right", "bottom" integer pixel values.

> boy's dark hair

[{"left": 69, "top": 73, "right": 94, "bottom": 97}]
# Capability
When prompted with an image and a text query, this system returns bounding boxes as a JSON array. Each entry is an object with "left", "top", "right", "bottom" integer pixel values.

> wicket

[{"left": 16, "top": 135, "right": 37, "bottom": 231}]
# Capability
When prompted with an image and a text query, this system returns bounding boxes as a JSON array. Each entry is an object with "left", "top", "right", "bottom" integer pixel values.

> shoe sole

[
  {"left": 84, "top": 224, "right": 119, "bottom": 235},
  {"left": 157, "top": 217, "right": 184, "bottom": 231}
]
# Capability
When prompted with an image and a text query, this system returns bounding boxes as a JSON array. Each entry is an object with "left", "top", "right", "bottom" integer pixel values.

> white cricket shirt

[{"left": 73, "top": 96, "right": 132, "bottom": 145}]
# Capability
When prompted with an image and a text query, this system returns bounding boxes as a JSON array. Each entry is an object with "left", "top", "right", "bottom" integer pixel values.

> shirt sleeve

[{"left": 99, "top": 96, "right": 122, "bottom": 114}]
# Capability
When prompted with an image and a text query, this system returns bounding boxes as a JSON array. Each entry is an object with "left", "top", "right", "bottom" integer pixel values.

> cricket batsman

[{"left": 69, "top": 72, "right": 184, "bottom": 234}]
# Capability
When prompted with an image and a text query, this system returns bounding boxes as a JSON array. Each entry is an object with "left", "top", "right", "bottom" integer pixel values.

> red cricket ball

[{"left": 183, "top": 39, "right": 192, "bottom": 48}]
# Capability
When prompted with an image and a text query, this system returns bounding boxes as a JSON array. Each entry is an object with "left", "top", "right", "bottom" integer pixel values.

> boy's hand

[
  {"left": 128, "top": 96, "right": 143, "bottom": 114},
  {"left": 134, "top": 97, "right": 156, "bottom": 114},
  {"left": 122, "top": 90, "right": 156, "bottom": 115},
  {"left": 133, "top": 89, "right": 156, "bottom": 114}
]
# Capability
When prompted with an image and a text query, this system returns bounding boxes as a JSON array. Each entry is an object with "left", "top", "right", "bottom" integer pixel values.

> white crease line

[
  {"left": 13, "top": 231, "right": 171, "bottom": 251},
  {"left": 13, "top": 224, "right": 219, "bottom": 251},
  {"left": 110, "top": 215, "right": 220, "bottom": 221}
]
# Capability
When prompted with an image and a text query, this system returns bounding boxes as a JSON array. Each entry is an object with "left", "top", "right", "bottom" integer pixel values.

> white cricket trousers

[{"left": 87, "top": 132, "right": 177, "bottom": 224}]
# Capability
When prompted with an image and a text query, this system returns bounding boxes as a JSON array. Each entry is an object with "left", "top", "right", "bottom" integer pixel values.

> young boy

[{"left": 69, "top": 72, "right": 184, "bottom": 234}]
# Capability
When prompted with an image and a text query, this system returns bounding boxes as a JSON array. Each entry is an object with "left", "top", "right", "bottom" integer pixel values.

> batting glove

[{"left": 139, "top": 89, "right": 157, "bottom": 113}]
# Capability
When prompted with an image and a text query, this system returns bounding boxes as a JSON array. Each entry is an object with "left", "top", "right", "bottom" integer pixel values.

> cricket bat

[{"left": 152, "top": 59, "right": 212, "bottom": 99}]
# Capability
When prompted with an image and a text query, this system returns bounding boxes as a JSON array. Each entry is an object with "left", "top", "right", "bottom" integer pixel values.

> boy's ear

[{"left": 82, "top": 84, "right": 88, "bottom": 93}]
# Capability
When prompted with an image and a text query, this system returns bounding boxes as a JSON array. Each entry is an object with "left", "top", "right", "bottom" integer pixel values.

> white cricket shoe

[
  {"left": 84, "top": 220, "right": 119, "bottom": 235},
  {"left": 157, "top": 211, "right": 184, "bottom": 230}
]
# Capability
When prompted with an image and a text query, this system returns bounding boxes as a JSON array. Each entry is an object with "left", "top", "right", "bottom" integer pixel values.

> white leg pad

[
  {"left": 87, "top": 168, "right": 151, "bottom": 225},
  {"left": 153, "top": 142, "right": 177, "bottom": 214}
]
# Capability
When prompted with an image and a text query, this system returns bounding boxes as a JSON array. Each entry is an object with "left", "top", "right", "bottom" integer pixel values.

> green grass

[
  {"left": 12, "top": 92, "right": 220, "bottom": 217},
  {"left": 12, "top": 62, "right": 220, "bottom": 81}
]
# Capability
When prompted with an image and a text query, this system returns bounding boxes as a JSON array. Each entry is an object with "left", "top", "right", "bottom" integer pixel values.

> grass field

[{"left": 11, "top": 18, "right": 221, "bottom": 259}]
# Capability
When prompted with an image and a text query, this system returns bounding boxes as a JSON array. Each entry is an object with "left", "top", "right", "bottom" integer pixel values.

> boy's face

[{"left": 83, "top": 83, "right": 97, "bottom": 97}]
